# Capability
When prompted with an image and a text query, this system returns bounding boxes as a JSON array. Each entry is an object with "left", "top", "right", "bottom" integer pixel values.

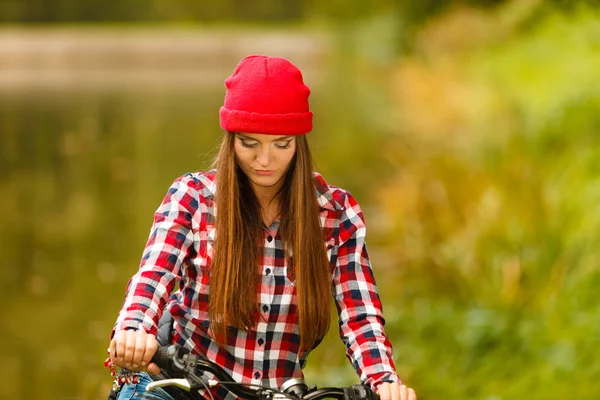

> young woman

[{"left": 108, "top": 55, "right": 416, "bottom": 400}]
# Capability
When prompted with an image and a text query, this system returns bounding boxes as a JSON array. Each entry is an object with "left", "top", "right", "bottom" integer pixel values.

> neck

[
  {"left": 254, "top": 187, "right": 278, "bottom": 207},
  {"left": 251, "top": 175, "right": 285, "bottom": 207},
  {"left": 252, "top": 182, "right": 283, "bottom": 226}
]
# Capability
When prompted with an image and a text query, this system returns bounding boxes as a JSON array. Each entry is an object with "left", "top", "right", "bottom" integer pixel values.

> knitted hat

[{"left": 219, "top": 55, "right": 313, "bottom": 135}]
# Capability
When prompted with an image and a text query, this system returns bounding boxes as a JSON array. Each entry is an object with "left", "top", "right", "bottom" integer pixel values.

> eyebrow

[{"left": 238, "top": 135, "right": 293, "bottom": 142}]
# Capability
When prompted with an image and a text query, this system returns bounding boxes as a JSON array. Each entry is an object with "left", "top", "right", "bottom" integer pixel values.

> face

[{"left": 233, "top": 132, "right": 297, "bottom": 196}]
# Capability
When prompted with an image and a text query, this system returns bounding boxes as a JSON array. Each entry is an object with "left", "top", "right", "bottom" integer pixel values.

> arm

[
  {"left": 332, "top": 192, "right": 400, "bottom": 390},
  {"left": 113, "top": 176, "right": 196, "bottom": 337}
]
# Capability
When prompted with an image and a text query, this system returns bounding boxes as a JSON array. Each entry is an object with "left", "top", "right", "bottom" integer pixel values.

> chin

[
  {"left": 252, "top": 178, "right": 279, "bottom": 188},
  {"left": 253, "top": 173, "right": 286, "bottom": 186}
]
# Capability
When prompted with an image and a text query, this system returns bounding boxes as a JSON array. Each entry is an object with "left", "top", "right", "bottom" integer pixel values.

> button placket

[
  {"left": 254, "top": 320, "right": 267, "bottom": 383},
  {"left": 256, "top": 220, "right": 277, "bottom": 384},
  {"left": 262, "top": 229, "right": 276, "bottom": 302}
]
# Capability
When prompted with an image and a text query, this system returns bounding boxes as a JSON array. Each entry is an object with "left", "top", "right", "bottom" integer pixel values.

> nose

[{"left": 256, "top": 145, "right": 272, "bottom": 167}]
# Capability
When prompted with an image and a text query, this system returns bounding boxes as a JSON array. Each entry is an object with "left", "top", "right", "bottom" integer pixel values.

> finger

[
  {"left": 142, "top": 334, "right": 159, "bottom": 373},
  {"left": 408, "top": 388, "right": 417, "bottom": 400},
  {"left": 399, "top": 385, "right": 408, "bottom": 400},
  {"left": 109, "top": 336, "right": 117, "bottom": 361},
  {"left": 147, "top": 362, "right": 161, "bottom": 375},
  {"left": 377, "top": 383, "right": 391, "bottom": 400},
  {"left": 113, "top": 331, "right": 127, "bottom": 367},
  {"left": 123, "top": 329, "right": 137, "bottom": 368},
  {"left": 132, "top": 330, "right": 147, "bottom": 369},
  {"left": 389, "top": 383, "right": 400, "bottom": 400}
]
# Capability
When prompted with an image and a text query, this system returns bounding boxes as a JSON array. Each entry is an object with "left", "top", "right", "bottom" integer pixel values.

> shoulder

[
  {"left": 313, "top": 172, "right": 358, "bottom": 212},
  {"left": 168, "top": 170, "right": 217, "bottom": 202},
  {"left": 314, "top": 172, "right": 366, "bottom": 241}
]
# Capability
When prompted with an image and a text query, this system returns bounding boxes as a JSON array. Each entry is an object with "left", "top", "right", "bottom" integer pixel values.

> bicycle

[{"left": 145, "top": 344, "right": 380, "bottom": 400}]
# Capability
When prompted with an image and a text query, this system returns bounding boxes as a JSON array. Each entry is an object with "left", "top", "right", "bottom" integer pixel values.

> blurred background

[{"left": 1, "top": 0, "right": 599, "bottom": 399}]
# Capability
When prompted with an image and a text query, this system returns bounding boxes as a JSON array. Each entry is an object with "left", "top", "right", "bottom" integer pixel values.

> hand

[
  {"left": 110, "top": 329, "right": 160, "bottom": 375},
  {"left": 377, "top": 382, "right": 416, "bottom": 400}
]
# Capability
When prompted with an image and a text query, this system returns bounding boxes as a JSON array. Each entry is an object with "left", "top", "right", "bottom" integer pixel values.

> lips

[{"left": 255, "top": 170, "right": 275, "bottom": 176}]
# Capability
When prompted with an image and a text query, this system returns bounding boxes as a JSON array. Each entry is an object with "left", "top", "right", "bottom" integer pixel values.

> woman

[{"left": 108, "top": 55, "right": 416, "bottom": 400}]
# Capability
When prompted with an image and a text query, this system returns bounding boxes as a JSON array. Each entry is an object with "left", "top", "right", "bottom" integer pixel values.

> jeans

[{"left": 116, "top": 372, "right": 176, "bottom": 400}]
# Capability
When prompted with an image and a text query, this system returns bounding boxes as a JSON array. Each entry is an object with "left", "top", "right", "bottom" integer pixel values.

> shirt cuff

[
  {"left": 112, "top": 319, "right": 157, "bottom": 339},
  {"left": 368, "top": 371, "right": 401, "bottom": 391}
]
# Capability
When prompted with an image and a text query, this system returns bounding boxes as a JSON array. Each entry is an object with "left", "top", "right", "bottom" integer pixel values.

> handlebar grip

[
  {"left": 344, "top": 385, "right": 380, "bottom": 400},
  {"left": 151, "top": 346, "right": 171, "bottom": 370}
]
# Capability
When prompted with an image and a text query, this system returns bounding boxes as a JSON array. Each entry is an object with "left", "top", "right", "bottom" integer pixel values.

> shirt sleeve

[
  {"left": 332, "top": 191, "right": 401, "bottom": 390},
  {"left": 112, "top": 176, "right": 196, "bottom": 337}
]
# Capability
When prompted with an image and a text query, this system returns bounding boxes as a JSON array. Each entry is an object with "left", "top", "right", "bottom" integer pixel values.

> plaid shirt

[{"left": 113, "top": 170, "right": 399, "bottom": 398}]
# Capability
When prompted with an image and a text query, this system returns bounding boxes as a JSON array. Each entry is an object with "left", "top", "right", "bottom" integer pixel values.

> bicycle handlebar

[{"left": 150, "top": 344, "right": 380, "bottom": 400}]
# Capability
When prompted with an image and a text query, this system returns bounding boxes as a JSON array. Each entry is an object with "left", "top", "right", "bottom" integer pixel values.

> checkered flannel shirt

[{"left": 113, "top": 170, "right": 400, "bottom": 398}]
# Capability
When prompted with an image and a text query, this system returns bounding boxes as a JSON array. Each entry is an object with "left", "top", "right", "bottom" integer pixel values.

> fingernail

[
  {"left": 119, "top": 357, "right": 124, "bottom": 362},
  {"left": 141, "top": 362, "right": 147, "bottom": 367},
  {"left": 133, "top": 364, "right": 138, "bottom": 368},
  {"left": 126, "top": 363, "right": 131, "bottom": 368}
]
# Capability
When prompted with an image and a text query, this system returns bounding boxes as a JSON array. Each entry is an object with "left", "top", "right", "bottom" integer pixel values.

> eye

[
  {"left": 240, "top": 140, "right": 257, "bottom": 149},
  {"left": 275, "top": 141, "right": 293, "bottom": 150}
]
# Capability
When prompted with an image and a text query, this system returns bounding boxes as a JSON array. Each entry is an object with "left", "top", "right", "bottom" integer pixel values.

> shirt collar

[{"left": 314, "top": 172, "right": 343, "bottom": 212}]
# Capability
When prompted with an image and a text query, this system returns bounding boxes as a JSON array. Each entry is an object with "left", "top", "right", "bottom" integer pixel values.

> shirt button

[
  {"left": 258, "top": 338, "right": 264, "bottom": 346},
  {"left": 265, "top": 268, "right": 271, "bottom": 275},
  {"left": 254, "top": 371, "right": 261, "bottom": 379},
  {"left": 262, "top": 304, "right": 269, "bottom": 313},
  {"left": 267, "top": 235, "right": 273, "bottom": 242}
]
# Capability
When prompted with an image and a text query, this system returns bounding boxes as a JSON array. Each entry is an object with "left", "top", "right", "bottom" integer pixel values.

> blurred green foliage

[
  {"left": 0, "top": 0, "right": 501, "bottom": 23},
  {"left": 348, "top": 3, "right": 599, "bottom": 399},
  {"left": 1, "top": 1, "right": 599, "bottom": 399}
]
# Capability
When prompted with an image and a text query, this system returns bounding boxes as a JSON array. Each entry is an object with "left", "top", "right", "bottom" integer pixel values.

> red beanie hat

[{"left": 219, "top": 55, "right": 313, "bottom": 135}]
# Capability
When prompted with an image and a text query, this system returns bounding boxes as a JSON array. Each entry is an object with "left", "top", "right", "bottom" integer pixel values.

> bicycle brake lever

[
  {"left": 147, "top": 377, "right": 220, "bottom": 394},
  {"left": 146, "top": 378, "right": 192, "bottom": 392}
]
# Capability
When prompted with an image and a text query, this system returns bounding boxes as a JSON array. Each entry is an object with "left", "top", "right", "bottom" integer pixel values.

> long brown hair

[{"left": 209, "top": 131, "right": 331, "bottom": 349}]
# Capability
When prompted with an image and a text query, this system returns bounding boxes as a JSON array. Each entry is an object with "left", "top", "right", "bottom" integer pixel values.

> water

[{"left": 0, "top": 87, "right": 230, "bottom": 398}]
